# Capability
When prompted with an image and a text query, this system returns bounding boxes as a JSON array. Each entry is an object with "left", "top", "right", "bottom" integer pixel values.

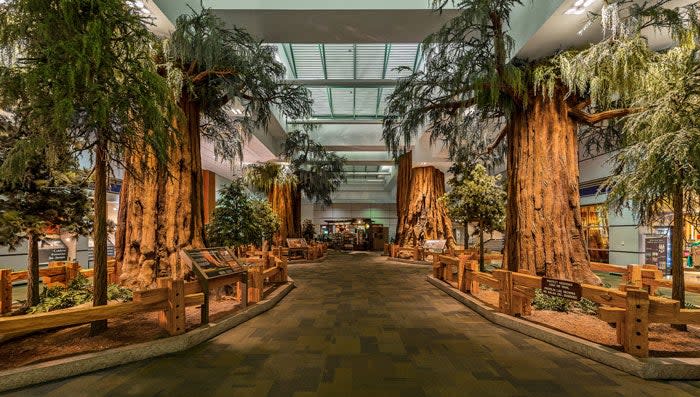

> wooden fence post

[
  {"left": 0, "top": 269, "right": 12, "bottom": 314},
  {"left": 432, "top": 254, "right": 441, "bottom": 279},
  {"left": 158, "top": 278, "right": 185, "bottom": 336},
  {"left": 279, "top": 257, "right": 288, "bottom": 282},
  {"left": 413, "top": 246, "right": 420, "bottom": 261},
  {"left": 623, "top": 289, "right": 649, "bottom": 357},
  {"left": 247, "top": 266, "right": 263, "bottom": 304},
  {"left": 493, "top": 269, "right": 513, "bottom": 315},
  {"left": 627, "top": 265, "right": 642, "bottom": 288},
  {"left": 465, "top": 260, "right": 480, "bottom": 294},
  {"left": 66, "top": 262, "right": 80, "bottom": 285}
]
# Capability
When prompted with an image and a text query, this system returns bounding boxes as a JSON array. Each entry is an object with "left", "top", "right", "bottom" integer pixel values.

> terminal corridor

[{"left": 5, "top": 252, "right": 698, "bottom": 397}]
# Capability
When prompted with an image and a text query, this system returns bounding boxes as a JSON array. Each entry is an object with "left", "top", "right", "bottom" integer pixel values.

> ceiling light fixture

[
  {"left": 564, "top": 0, "right": 596, "bottom": 15},
  {"left": 126, "top": 0, "right": 151, "bottom": 16}
]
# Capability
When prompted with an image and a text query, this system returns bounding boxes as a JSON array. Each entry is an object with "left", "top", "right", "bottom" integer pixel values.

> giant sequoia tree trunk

[
  {"left": 395, "top": 151, "right": 412, "bottom": 243},
  {"left": 396, "top": 166, "right": 454, "bottom": 247},
  {"left": 506, "top": 89, "right": 599, "bottom": 285},
  {"left": 269, "top": 183, "right": 297, "bottom": 243},
  {"left": 116, "top": 93, "right": 206, "bottom": 290}
]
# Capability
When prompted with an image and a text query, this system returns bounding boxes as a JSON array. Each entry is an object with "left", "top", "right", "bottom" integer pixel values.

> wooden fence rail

[
  {"left": 433, "top": 255, "right": 700, "bottom": 358},
  {"left": 0, "top": 260, "right": 119, "bottom": 314},
  {"left": 0, "top": 253, "right": 288, "bottom": 338},
  {"left": 590, "top": 261, "right": 700, "bottom": 294}
]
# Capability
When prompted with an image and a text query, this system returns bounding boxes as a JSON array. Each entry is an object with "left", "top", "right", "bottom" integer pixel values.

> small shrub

[
  {"left": 28, "top": 274, "right": 132, "bottom": 314},
  {"left": 572, "top": 298, "right": 599, "bottom": 315},
  {"left": 532, "top": 289, "right": 570, "bottom": 312}
]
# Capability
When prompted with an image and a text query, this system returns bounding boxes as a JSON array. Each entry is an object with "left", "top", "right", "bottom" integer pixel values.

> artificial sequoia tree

[
  {"left": 605, "top": 42, "right": 700, "bottom": 328},
  {"left": 383, "top": 0, "right": 696, "bottom": 284},
  {"left": 116, "top": 8, "right": 312, "bottom": 289},
  {"left": 0, "top": 0, "right": 174, "bottom": 333},
  {"left": 246, "top": 130, "right": 345, "bottom": 242},
  {"left": 0, "top": 126, "right": 91, "bottom": 308},
  {"left": 442, "top": 163, "right": 505, "bottom": 270},
  {"left": 394, "top": 151, "right": 455, "bottom": 248}
]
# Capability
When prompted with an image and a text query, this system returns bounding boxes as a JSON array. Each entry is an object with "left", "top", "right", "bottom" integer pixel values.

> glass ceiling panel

[{"left": 281, "top": 43, "right": 419, "bottom": 118}]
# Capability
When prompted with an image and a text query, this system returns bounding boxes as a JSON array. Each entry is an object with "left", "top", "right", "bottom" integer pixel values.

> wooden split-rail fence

[
  {"left": 0, "top": 253, "right": 288, "bottom": 338},
  {"left": 432, "top": 254, "right": 700, "bottom": 358},
  {"left": 0, "top": 260, "right": 120, "bottom": 315}
]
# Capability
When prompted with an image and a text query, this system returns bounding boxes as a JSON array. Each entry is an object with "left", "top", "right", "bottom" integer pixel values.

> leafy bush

[
  {"left": 532, "top": 289, "right": 599, "bottom": 315},
  {"left": 206, "top": 179, "right": 279, "bottom": 247},
  {"left": 573, "top": 298, "right": 599, "bottom": 315},
  {"left": 28, "top": 274, "right": 132, "bottom": 314},
  {"left": 532, "top": 289, "right": 570, "bottom": 312}
]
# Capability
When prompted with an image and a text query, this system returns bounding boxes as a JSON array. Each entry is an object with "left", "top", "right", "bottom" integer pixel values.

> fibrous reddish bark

[
  {"left": 116, "top": 93, "right": 206, "bottom": 290},
  {"left": 269, "top": 183, "right": 297, "bottom": 243},
  {"left": 506, "top": 88, "right": 599, "bottom": 285},
  {"left": 396, "top": 165, "right": 454, "bottom": 247},
  {"left": 291, "top": 186, "right": 302, "bottom": 238}
]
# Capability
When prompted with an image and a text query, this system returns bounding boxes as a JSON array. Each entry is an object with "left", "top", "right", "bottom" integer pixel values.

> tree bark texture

[
  {"left": 505, "top": 88, "right": 600, "bottom": 285},
  {"left": 91, "top": 141, "right": 109, "bottom": 335},
  {"left": 395, "top": 151, "right": 412, "bottom": 243},
  {"left": 26, "top": 233, "right": 39, "bottom": 307},
  {"left": 396, "top": 166, "right": 454, "bottom": 247},
  {"left": 116, "top": 93, "right": 206, "bottom": 290},
  {"left": 269, "top": 183, "right": 297, "bottom": 243},
  {"left": 671, "top": 184, "right": 687, "bottom": 331}
]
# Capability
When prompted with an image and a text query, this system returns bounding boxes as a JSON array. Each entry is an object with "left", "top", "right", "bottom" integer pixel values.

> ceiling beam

[
  {"left": 287, "top": 118, "right": 382, "bottom": 125},
  {"left": 286, "top": 79, "right": 397, "bottom": 88}
]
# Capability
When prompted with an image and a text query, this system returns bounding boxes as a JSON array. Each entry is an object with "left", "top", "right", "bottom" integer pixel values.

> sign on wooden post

[
  {"left": 0, "top": 269, "right": 11, "bottom": 314},
  {"left": 541, "top": 278, "right": 582, "bottom": 301}
]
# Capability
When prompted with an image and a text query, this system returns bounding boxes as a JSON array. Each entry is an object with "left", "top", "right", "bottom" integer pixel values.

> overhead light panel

[{"left": 564, "top": 0, "right": 596, "bottom": 15}]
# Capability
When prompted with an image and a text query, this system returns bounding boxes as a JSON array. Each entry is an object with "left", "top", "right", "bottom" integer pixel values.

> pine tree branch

[
  {"left": 481, "top": 124, "right": 508, "bottom": 155},
  {"left": 191, "top": 68, "right": 239, "bottom": 84},
  {"left": 568, "top": 107, "right": 642, "bottom": 125}
]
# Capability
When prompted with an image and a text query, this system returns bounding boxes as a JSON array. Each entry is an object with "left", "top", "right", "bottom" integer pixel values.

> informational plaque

[
  {"left": 179, "top": 247, "right": 248, "bottom": 324},
  {"left": 39, "top": 238, "right": 68, "bottom": 264},
  {"left": 423, "top": 239, "right": 447, "bottom": 253},
  {"left": 541, "top": 277, "right": 582, "bottom": 301},
  {"left": 181, "top": 247, "right": 244, "bottom": 280},
  {"left": 287, "top": 238, "right": 308, "bottom": 249},
  {"left": 644, "top": 235, "right": 669, "bottom": 275}
]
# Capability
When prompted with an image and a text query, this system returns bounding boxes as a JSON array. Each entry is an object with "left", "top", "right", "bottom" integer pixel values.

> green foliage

[
  {"left": 302, "top": 219, "right": 315, "bottom": 241},
  {"left": 246, "top": 131, "right": 346, "bottom": 207},
  {"left": 166, "top": 7, "right": 313, "bottom": 163},
  {"left": 27, "top": 274, "right": 132, "bottom": 314},
  {"left": 282, "top": 130, "right": 346, "bottom": 206},
  {"left": 206, "top": 179, "right": 280, "bottom": 247},
  {"left": 532, "top": 289, "right": 570, "bottom": 312},
  {"left": 532, "top": 289, "right": 598, "bottom": 315},
  {"left": 442, "top": 164, "right": 506, "bottom": 233},
  {"left": 0, "top": 0, "right": 176, "bottom": 173},
  {"left": 604, "top": 44, "right": 700, "bottom": 227},
  {"left": 0, "top": 120, "right": 91, "bottom": 249},
  {"left": 383, "top": 0, "right": 526, "bottom": 161},
  {"left": 244, "top": 162, "right": 297, "bottom": 193}
]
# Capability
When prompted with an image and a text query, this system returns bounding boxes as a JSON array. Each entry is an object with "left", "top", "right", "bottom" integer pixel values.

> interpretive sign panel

[
  {"left": 541, "top": 277, "right": 582, "bottom": 301},
  {"left": 423, "top": 239, "right": 447, "bottom": 253},
  {"left": 287, "top": 238, "right": 308, "bottom": 249},
  {"left": 645, "top": 235, "right": 669, "bottom": 275},
  {"left": 181, "top": 247, "right": 244, "bottom": 280}
]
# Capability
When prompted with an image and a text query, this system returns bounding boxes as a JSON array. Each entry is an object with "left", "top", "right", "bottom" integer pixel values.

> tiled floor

[{"left": 5, "top": 251, "right": 700, "bottom": 396}]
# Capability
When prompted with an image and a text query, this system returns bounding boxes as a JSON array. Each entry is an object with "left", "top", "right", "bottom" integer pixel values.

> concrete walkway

[{"left": 4, "top": 252, "right": 699, "bottom": 396}]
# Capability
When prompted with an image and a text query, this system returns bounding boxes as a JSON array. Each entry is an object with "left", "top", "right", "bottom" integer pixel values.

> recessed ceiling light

[{"left": 564, "top": 0, "right": 596, "bottom": 15}]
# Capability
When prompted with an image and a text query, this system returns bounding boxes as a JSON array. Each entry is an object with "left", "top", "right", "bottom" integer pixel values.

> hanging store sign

[{"left": 541, "top": 277, "right": 582, "bottom": 301}]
